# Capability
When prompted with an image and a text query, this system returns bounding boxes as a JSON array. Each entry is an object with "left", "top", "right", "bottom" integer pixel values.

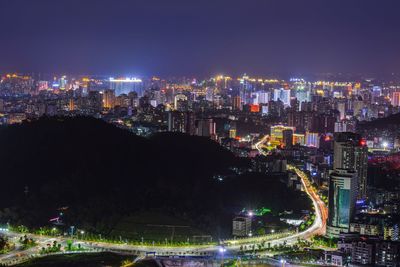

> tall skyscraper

[
  {"left": 282, "top": 129, "right": 293, "bottom": 148},
  {"left": 333, "top": 132, "right": 368, "bottom": 199},
  {"left": 306, "top": 132, "right": 320, "bottom": 148},
  {"left": 232, "top": 96, "right": 242, "bottom": 111},
  {"left": 174, "top": 94, "right": 188, "bottom": 111},
  {"left": 391, "top": 92, "right": 400, "bottom": 107},
  {"left": 109, "top": 77, "right": 144, "bottom": 97},
  {"left": 327, "top": 168, "right": 358, "bottom": 237},
  {"left": 103, "top": 89, "right": 115, "bottom": 109},
  {"left": 273, "top": 88, "right": 291, "bottom": 107},
  {"left": 337, "top": 102, "right": 346, "bottom": 120},
  {"left": 196, "top": 118, "right": 216, "bottom": 139},
  {"left": 0, "top": 99, "right": 4, "bottom": 113}
]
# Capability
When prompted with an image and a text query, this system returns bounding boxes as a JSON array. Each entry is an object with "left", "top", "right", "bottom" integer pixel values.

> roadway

[
  {"left": 0, "top": 135, "right": 327, "bottom": 265},
  {"left": 253, "top": 135, "right": 327, "bottom": 238}
]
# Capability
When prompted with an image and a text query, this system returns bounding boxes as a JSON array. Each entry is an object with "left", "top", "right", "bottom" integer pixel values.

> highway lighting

[{"left": 383, "top": 142, "right": 388, "bottom": 149}]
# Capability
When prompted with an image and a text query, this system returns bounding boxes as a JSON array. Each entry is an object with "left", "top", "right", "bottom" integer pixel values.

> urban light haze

[
  {"left": 1, "top": 1, "right": 400, "bottom": 267},
  {"left": 1, "top": 0, "right": 400, "bottom": 76}
]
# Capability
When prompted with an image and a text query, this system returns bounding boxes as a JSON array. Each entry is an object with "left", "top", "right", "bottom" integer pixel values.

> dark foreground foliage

[{"left": 0, "top": 117, "right": 310, "bottom": 238}]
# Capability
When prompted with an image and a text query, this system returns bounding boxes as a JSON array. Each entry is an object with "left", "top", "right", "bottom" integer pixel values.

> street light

[
  {"left": 280, "top": 259, "right": 286, "bottom": 267},
  {"left": 383, "top": 142, "right": 388, "bottom": 150},
  {"left": 219, "top": 246, "right": 226, "bottom": 267}
]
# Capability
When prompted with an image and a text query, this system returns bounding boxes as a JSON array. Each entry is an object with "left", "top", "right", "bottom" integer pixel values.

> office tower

[
  {"left": 293, "top": 133, "right": 305, "bottom": 146},
  {"left": 351, "top": 240, "right": 375, "bottom": 265},
  {"left": 196, "top": 119, "right": 216, "bottom": 139},
  {"left": 205, "top": 87, "right": 214, "bottom": 102},
  {"left": 270, "top": 125, "right": 295, "bottom": 144},
  {"left": 353, "top": 100, "right": 364, "bottom": 117},
  {"left": 306, "top": 132, "right": 320, "bottom": 148},
  {"left": 391, "top": 92, "right": 400, "bottom": 107},
  {"left": 282, "top": 129, "right": 293, "bottom": 148},
  {"left": 103, "top": 89, "right": 115, "bottom": 109},
  {"left": 38, "top": 81, "right": 49, "bottom": 91},
  {"left": 184, "top": 111, "right": 196, "bottom": 135},
  {"left": 232, "top": 96, "right": 242, "bottom": 111},
  {"left": 59, "top": 76, "right": 67, "bottom": 90},
  {"left": 334, "top": 132, "right": 368, "bottom": 199},
  {"left": 258, "top": 91, "right": 270, "bottom": 104},
  {"left": 273, "top": 88, "right": 291, "bottom": 107},
  {"left": 327, "top": 169, "right": 358, "bottom": 237},
  {"left": 109, "top": 77, "right": 144, "bottom": 97},
  {"left": 168, "top": 111, "right": 184, "bottom": 132},
  {"left": 69, "top": 98, "right": 75, "bottom": 111},
  {"left": 232, "top": 216, "right": 251, "bottom": 237},
  {"left": 174, "top": 94, "right": 188, "bottom": 111},
  {"left": 311, "top": 113, "right": 337, "bottom": 134},
  {"left": 296, "top": 89, "right": 310, "bottom": 106},
  {"left": 337, "top": 102, "right": 346, "bottom": 120},
  {"left": 86, "top": 91, "right": 103, "bottom": 112},
  {"left": 375, "top": 241, "right": 400, "bottom": 266},
  {"left": 334, "top": 121, "right": 356, "bottom": 133}
]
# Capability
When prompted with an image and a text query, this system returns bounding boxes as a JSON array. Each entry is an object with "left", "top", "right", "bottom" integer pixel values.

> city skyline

[{"left": 1, "top": 1, "right": 400, "bottom": 266}]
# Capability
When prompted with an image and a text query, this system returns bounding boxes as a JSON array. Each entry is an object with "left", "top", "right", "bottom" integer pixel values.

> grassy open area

[
  {"left": 16, "top": 253, "right": 135, "bottom": 267},
  {"left": 109, "top": 212, "right": 208, "bottom": 243}
]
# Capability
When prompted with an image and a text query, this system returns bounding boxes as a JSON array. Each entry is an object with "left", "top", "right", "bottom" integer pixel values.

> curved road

[{"left": 0, "top": 135, "right": 327, "bottom": 265}]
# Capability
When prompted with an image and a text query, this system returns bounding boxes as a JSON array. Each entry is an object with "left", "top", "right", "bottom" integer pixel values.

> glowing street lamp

[
  {"left": 219, "top": 246, "right": 226, "bottom": 266},
  {"left": 383, "top": 142, "right": 388, "bottom": 150}
]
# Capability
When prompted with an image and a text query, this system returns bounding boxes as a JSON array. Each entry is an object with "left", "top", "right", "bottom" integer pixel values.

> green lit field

[
  {"left": 16, "top": 253, "right": 134, "bottom": 267},
  {"left": 109, "top": 212, "right": 208, "bottom": 243}
]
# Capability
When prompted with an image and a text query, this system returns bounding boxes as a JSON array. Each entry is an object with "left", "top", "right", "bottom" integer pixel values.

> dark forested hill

[{"left": 0, "top": 117, "right": 309, "bottom": 238}]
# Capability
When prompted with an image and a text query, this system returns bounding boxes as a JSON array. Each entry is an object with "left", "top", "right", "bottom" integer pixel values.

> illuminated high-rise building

[
  {"left": 391, "top": 92, "right": 400, "bottom": 107},
  {"left": 109, "top": 77, "right": 144, "bottom": 97},
  {"left": 196, "top": 118, "right": 216, "bottom": 139},
  {"left": 103, "top": 89, "right": 115, "bottom": 109},
  {"left": 282, "top": 129, "right": 293, "bottom": 148},
  {"left": 337, "top": 102, "right": 346, "bottom": 120},
  {"left": 69, "top": 99, "right": 75, "bottom": 111},
  {"left": 174, "top": 94, "right": 188, "bottom": 111},
  {"left": 232, "top": 96, "right": 242, "bottom": 111},
  {"left": 333, "top": 132, "right": 368, "bottom": 199},
  {"left": 293, "top": 133, "right": 305, "bottom": 146},
  {"left": 270, "top": 125, "right": 295, "bottom": 144},
  {"left": 273, "top": 88, "right": 291, "bottom": 107},
  {"left": 295, "top": 89, "right": 310, "bottom": 109},
  {"left": 334, "top": 121, "right": 356, "bottom": 133},
  {"left": 306, "top": 132, "right": 320, "bottom": 148},
  {"left": 326, "top": 169, "right": 358, "bottom": 237},
  {"left": 38, "top": 81, "right": 49, "bottom": 91},
  {"left": 59, "top": 76, "right": 67, "bottom": 90},
  {"left": 258, "top": 91, "right": 270, "bottom": 104},
  {"left": 205, "top": 87, "right": 214, "bottom": 102}
]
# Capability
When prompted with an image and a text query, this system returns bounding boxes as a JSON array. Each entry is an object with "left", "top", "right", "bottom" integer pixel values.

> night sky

[{"left": 1, "top": 0, "right": 400, "bottom": 77}]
